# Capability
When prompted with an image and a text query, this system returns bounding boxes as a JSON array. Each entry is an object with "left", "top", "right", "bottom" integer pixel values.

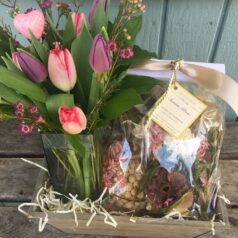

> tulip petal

[
  {"left": 48, "top": 47, "right": 77, "bottom": 92},
  {"left": 59, "top": 106, "right": 87, "bottom": 134},
  {"left": 89, "top": 34, "right": 111, "bottom": 73},
  {"left": 12, "top": 52, "right": 48, "bottom": 83},
  {"left": 71, "top": 12, "right": 86, "bottom": 35},
  {"left": 13, "top": 10, "right": 45, "bottom": 40}
]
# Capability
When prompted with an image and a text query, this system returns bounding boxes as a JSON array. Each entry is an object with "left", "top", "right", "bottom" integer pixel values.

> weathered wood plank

[
  {"left": 220, "top": 122, "right": 238, "bottom": 160},
  {"left": 0, "top": 121, "right": 237, "bottom": 159},
  {"left": 0, "top": 207, "right": 116, "bottom": 238},
  {"left": 0, "top": 207, "right": 236, "bottom": 238},
  {"left": 0, "top": 158, "right": 43, "bottom": 202},
  {"left": 220, "top": 160, "right": 238, "bottom": 206},
  {"left": 0, "top": 122, "right": 44, "bottom": 158}
]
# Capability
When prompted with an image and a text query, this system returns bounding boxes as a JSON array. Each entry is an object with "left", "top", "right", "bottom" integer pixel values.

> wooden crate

[{"left": 28, "top": 161, "right": 230, "bottom": 238}]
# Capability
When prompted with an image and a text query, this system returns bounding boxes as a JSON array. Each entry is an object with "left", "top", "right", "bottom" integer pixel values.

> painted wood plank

[
  {"left": 160, "top": 0, "right": 225, "bottom": 61},
  {"left": 212, "top": 0, "right": 238, "bottom": 121}
]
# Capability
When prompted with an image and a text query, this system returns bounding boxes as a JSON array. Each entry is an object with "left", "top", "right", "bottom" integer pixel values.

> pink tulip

[
  {"left": 13, "top": 9, "right": 45, "bottom": 40},
  {"left": 48, "top": 43, "right": 77, "bottom": 92},
  {"left": 58, "top": 106, "right": 87, "bottom": 134},
  {"left": 89, "top": 34, "right": 111, "bottom": 73},
  {"left": 71, "top": 12, "right": 86, "bottom": 35},
  {"left": 89, "top": 0, "right": 107, "bottom": 24}
]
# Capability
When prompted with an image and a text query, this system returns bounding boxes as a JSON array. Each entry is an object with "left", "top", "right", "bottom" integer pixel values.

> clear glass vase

[{"left": 41, "top": 133, "right": 103, "bottom": 200}]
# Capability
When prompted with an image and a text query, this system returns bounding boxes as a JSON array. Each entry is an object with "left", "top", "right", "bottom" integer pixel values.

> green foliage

[
  {"left": 91, "top": 0, "right": 108, "bottom": 37},
  {"left": 63, "top": 15, "right": 77, "bottom": 50},
  {"left": 46, "top": 94, "right": 74, "bottom": 122},
  {"left": 0, "top": 82, "right": 32, "bottom": 106},
  {"left": 0, "top": 66, "right": 48, "bottom": 103},
  {"left": 30, "top": 31, "right": 49, "bottom": 65},
  {"left": 119, "top": 75, "right": 161, "bottom": 94},
  {"left": 102, "top": 88, "right": 143, "bottom": 119},
  {"left": 124, "top": 15, "right": 143, "bottom": 45},
  {"left": 71, "top": 24, "right": 93, "bottom": 110},
  {"left": 45, "top": 12, "right": 63, "bottom": 42}
]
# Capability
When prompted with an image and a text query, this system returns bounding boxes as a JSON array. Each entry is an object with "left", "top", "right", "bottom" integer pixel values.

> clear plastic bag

[
  {"left": 102, "top": 121, "right": 146, "bottom": 212},
  {"left": 102, "top": 82, "right": 225, "bottom": 220}
]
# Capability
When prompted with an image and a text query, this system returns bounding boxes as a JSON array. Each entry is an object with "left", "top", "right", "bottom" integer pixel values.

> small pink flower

[
  {"left": 34, "top": 115, "right": 44, "bottom": 124},
  {"left": 197, "top": 139, "right": 209, "bottom": 158},
  {"left": 28, "top": 104, "right": 38, "bottom": 114},
  {"left": 58, "top": 106, "right": 87, "bottom": 134},
  {"left": 20, "top": 124, "right": 33, "bottom": 135},
  {"left": 119, "top": 47, "right": 134, "bottom": 59},
  {"left": 56, "top": 2, "right": 70, "bottom": 8},
  {"left": 14, "top": 101, "right": 24, "bottom": 111},
  {"left": 107, "top": 40, "right": 118, "bottom": 52},
  {"left": 15, "top": 110, "right": 24, "bottom": 118},
  {"left": 40, "top": 0, "right": 52, "bottom": 9}
]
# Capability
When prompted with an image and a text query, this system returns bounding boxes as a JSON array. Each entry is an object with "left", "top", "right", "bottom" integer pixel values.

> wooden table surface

[{"left": 0, "top": 122, "right": 238, "bottom": 238}]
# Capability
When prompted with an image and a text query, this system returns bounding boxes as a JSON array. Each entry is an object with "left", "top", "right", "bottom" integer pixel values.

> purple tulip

[
  {"left": 12, "top": 52, "right": 48, "bottom": 83},
  {"left": 89, "top": 0, "right": 107, "bottom": 24},
  {"left": 89, "top": 34, "right": 111, "bottom": 73}
]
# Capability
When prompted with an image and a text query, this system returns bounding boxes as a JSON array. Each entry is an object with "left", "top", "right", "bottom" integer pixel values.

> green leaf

[
  {"left": 0, "top": 66, "right": 48, "bottom": 103},
  {"left": 71, "top": 24, "right": 93, "bottom": 110},
  {"left": 102, "top": 88, "right": 143, "bottom": 119},
  {"left": 1, "top": 56, "right": 24, "bottom": 75},
  {"left": 65, "top": 134, "right": 86, "bottom": 158},
  {"left": 63, "top": 15, "right": 77, "bottom": 49},
  {"left": 30, "top": 31, "right": 48, "bottom": 65},
  {"left": 0, "top": 82, "right": 32, "bottom": 106},
  {"left": 46, "top": 94, "right": 74, "bottom": 121},
  {"left": 133, "top": 45, "right": 157, "bottom": 59},
  {"left": 88, "top": 74, "right": 103, "bottom": 112},
  {"left": 124, "top": 15, "right": 143, "bottom": 45},
  {"left": 120, "top": 75, "right": 161, "bottom": 94},
  {"left": 91, "top": 0, "right": 108, "bottom": 37},
  {"left": 45, "top": 12, "right": 63, "bottom": 42},
  {"left": 100, "top": 26, "right": 109, "bottom": 41}
]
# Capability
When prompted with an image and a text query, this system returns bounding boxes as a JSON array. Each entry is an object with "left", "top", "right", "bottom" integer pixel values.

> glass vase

[{"left": 41, "top": 133, "right": 103, "bottom": 200}]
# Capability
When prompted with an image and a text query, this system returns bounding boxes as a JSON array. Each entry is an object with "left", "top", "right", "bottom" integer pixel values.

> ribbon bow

[{"left": 130, "top": 59, "right": 238, "bottom": 116}]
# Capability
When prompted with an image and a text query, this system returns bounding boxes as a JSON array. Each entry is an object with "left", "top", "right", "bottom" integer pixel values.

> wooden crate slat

[
  {"left": 0, "top": 207, "right": 115, "bottom": 238},
  {"left": 0, "top": 158, "right": 43, "bottom": 202}
]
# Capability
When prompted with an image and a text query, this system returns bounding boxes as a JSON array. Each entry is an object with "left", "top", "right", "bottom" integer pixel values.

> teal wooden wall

[{"left": 0, "top": 0, "right": 237, "bottom": 120}]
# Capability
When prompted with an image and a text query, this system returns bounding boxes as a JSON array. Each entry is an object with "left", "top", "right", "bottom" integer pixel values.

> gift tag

[{"left": 149, "top": 82, "right": 207, "bottom": 138}]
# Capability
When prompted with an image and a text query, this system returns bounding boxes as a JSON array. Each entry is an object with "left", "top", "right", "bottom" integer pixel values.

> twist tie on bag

[
  {"left": 170, "top": 59, "right": 184, "bottom": 89},
  {"left": 18, "top": 158, "right": 118, "bottom": 232}
]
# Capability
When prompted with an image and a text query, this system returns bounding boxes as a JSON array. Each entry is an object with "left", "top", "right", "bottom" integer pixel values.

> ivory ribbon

[{"left": 130, "top": 59, "right": 238, "bottom": 116}]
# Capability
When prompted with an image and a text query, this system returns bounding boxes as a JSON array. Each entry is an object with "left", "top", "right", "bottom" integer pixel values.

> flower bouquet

[
  {"left": 0, "top": 0, "right": 158, "bottom": 198},
  {"left": 0, "top": 0, "right": 232, "bottom": 236}
]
